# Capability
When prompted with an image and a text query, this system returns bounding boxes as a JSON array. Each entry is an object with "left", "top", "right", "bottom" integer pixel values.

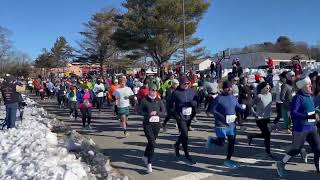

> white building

[
  {"left": 213, "top": 52, "right": 315, "bottom": 69},
  {"left": 192, "top": 58, "right": 212, "bottom": 71}
]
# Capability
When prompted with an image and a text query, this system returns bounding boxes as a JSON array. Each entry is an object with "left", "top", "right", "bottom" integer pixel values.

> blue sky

[{"left": 0, "top": 0, "right": 319, "bottom": 59}]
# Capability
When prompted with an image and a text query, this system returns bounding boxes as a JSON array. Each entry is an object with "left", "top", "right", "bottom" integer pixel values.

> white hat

[
  {"left": 172, "top": 79, "right": 179, "bottom": 85},
  {"left": 296, "top": 76, "right": 311, "bottom": 89},
  {"left": 286, "top": 71, "right": 295, "bottom": 80}
]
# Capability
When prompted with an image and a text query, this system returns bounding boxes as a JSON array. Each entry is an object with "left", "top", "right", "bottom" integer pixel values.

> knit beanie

[{"left": 296, "top": 76, "right": 311, "bottom": 89}]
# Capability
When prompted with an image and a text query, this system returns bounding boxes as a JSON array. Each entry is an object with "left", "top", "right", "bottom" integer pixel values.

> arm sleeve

[
  {"left": 158, "top": 100, "right": 167, "bottom": 117},
  {"left": 212, "top": 99, "right": 225, "bottom": 121},
  {"left": 291, "top": 96, "right": 307, "bottom": 120},
  {"left": 139, "top": 100, "right": 149, "bottom": 116}
]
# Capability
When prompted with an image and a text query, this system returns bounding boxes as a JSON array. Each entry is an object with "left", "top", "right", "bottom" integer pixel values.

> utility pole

[{"left": 182, "top": 0, "right": 186, "bottom": 74}]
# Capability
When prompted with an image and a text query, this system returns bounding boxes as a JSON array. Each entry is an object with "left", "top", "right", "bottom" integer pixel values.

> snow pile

[{"left": 0, "top": 97, "right": 90, "bottom": 180}]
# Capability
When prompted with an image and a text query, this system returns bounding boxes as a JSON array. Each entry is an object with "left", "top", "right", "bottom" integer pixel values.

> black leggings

[
  {"left": 80, "top": 108, "right": 92, "bottom": 127},
  {"left": 96, "top": 97, "right": 104, "bottom": 111},
  {"left": 287, "top": 130, "right": 320, "bottom": 171},
  {"left": 274, "top": 103, "right": 282, "bottom": 124},
  {"left": 143, "top": 122, "right": 161, "bottom": 163},
  {"left": 210, "top": 135, "right": 236, "bottom": 160},
  {"left": 163, "top": 110, "right": 174, "bottom": 127},
  {"left": 69, "top": 101, "right": 78, "bottom": 120},
  {"left": 248, "top": 119, "right": 271, "bottom": 154},
  {"left": 175, "top": 118, "right": 191, "bottom": 158}
]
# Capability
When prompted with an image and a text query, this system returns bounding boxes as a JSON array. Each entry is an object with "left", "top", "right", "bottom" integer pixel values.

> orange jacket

[{"left": 108, "top": 84, "right": 119, "bottom": 100}]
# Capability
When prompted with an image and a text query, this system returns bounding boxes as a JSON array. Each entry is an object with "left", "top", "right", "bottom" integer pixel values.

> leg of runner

[
  {"left": 274, "top": 102, "right": 282, "bottom": 125},
  {"left": 143, "top": 123, "right": 161, "bottom": 173},
  {"left": 162, "top": 111, "right": 172, "bottom": 132},
  {"left": 175, "top": 119, "right": 195, "bottom": 165},
  {"left": 305, "top": 130, "right": 320, "bottom": 173},
  {"left": 247, "top": 119, "right": 272, "bottom": 156},
  {"left": 87, "top": 108, "right": 92, "bottom": 129},
  {"left": 276, "top": 131, "right": 308, "bottom": 177},
  {"left": 80, "top": 108, "right": 87, "bottom": 129}
]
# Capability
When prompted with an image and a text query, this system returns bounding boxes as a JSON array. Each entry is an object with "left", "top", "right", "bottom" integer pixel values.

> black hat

[
  {"left": 179, "top": 76, "right": 190, "bottom": 84},
  {"left": 222, "top": 81, "right": 232, "bottom": 89}
]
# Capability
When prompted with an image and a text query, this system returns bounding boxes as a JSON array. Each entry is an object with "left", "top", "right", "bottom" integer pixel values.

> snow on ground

[{"left": 0, "top": 97, "right": 90, "bottom": 180}]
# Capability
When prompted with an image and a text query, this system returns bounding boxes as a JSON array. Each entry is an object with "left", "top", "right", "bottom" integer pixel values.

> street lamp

[{"left": 182, "top": 0, "right": 186, "bottom": 74}]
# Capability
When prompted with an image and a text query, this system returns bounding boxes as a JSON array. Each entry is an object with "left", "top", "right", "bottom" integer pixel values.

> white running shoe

[{"left": 147, "top": 163, "right": 152, "bottom": 173}]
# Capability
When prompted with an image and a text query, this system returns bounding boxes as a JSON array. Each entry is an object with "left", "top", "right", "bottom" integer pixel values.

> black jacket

[
  {"left": 140, "top": 96, "right": 166, "bottom": 124},
  {"left": 1, "top": 82, "right": 19, "bottom": 105}
]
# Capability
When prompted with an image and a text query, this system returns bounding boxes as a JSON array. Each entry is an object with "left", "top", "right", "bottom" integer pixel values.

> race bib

[
  {"left": 308, "top": 111, "right": 316, "bottom": 123},
  {"left": 226, "top": 115, "right": 236, "bottom": 124},
  {"left": 292, "top": 92, "right": 296, "bottom": 96},
  {"left": 63, "top": 91, "right": 66, "bottom": 95},
  {"left": 39, "top": 89, "right": 44, "bottom": 92},
  {"left": 149, "top": 116, "right": 160, "bottom": 123},
  {"left": 182, "top": 107, "right": 192, "bottom": 116}
]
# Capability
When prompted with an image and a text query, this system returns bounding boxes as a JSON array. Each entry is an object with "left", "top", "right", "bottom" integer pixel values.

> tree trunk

[{"left": 99, "top": 60, "right": 104, "bottom": 78}]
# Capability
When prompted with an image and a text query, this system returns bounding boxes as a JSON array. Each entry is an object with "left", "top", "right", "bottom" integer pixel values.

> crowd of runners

[{"left": 1, "top": 58, "right": 320, "bottom": 177}]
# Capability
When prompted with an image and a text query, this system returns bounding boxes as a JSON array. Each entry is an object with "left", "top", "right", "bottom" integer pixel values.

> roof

[
  {"left": 261, "top": 52, "right": 310, "bottom": 60},
  {"left": 227, "top": 52, "right": 310, "bottom": 60},
  {"left": 193, "top": 58, "right": 212, "bottom": 65}
]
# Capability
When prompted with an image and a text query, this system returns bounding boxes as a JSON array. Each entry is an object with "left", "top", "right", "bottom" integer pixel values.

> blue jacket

[
  {"left": 77, "top": 90, "right": 94, "bottom": 104},
  {"left": 211, "top": 92, "right": 243, "bottom": 128},
  {"left": 291, "top": 90, "right": 316, "bottom": 132},
  {"left": 169, "top": 87, "right": 197, "bottom": 121}
]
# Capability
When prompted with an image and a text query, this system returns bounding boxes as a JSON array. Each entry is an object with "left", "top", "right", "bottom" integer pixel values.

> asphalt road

[{"left": 30, "top": 95, "right": 319, "bottom": 180}]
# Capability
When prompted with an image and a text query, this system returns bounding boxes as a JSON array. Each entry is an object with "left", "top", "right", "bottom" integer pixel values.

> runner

[
  {"left": 280, "top": 71, "right": 295, "bottom": 133},
  {"left": 140, "top": 84, "right": 166, "bottom": 173},
  {"left": 93, "top": 78, "right": 105, "bottom": 113},
  {"left": 273, "top": 71, "right": 287, "bottom": 130},
  {"left": 238, "top": 76, "right": 253, "bottom": 131},
  {"left": 78, "top": 85, "right": 94, "bottom": 129},
  {"left": 247, "top": 82, "right": 273, "bottom": 158},
  {"left": 68, "top": 85, "right": 78, "bottom": 120},
  {"left": 206, "top": 80, "right": 246, "bottom": 169},
  {"left": 108, "top": 79, "right": 119, "bottom": 116},
  {"left": 113, "top": 77, "right": 134, "bottom": 137},
  {"left": 169, "top": 76, "right": 197, "bottom": 165},
  {"left": 162, "top": 79, "right": 179, "bottom": 132},
  {"left": 276, "top": 76, "right": 320, "bottom": 177}
]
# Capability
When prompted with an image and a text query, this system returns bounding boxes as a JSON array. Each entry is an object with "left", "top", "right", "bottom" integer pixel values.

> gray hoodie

[
  {"left": 280, "top": 83, "right": 294, "bottom": 109},
  {"left": 252, "top": 92, "right": 272, "bottom": 119}
]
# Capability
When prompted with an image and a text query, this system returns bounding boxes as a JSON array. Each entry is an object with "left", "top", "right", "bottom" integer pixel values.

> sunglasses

[
  {"left": 150, "top": 89, "right": 157, "bottom": 91},
  {"left": 183, "top": 83, "right": 190, "bottom": 85}
]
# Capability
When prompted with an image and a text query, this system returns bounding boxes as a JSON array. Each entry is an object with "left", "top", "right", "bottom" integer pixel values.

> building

[
  {"left": 213, "top": 52, "right": 315, "bottom": 68},
  {"left": 192, "top": 58, "right": 212, "bottom": 71}
]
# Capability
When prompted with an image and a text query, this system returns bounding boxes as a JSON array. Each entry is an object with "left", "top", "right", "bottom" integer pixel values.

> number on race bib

[
  {"left": 149, "top": 116, "right": 160, "bottom": 123},
  {"left": 226, "top": 115, "right": 236, "bottom": 124},
  {"left": 182, "top": 107, "right": 192, "bottom": 116}
]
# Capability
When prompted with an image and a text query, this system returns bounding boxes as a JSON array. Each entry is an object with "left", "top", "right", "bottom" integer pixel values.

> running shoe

[
  {"left": 276, "top": 161, "right": 287, "bottom": 177},
  {"left": 300, "top": 148, "right": 308, "bottom": 163},
  {"left": 224, "top": 160, "right": 240, "bottom": 169},
  {"left": 147, "top": 163, "right": 153, "bottom": 173}
]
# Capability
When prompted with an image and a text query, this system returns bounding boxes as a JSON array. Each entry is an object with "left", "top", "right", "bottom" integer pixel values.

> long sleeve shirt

[
  {"left": 140, "top": 96, "right": 166, "bottom": 124},
  {"left": 291, "top": 90, "right": 316, "bottom": 132}
]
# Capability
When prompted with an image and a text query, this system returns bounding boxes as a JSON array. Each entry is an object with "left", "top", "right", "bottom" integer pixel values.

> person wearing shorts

[
  {"left": 113, "top": 77, "right": 134, "bottom": 137},
  {"left": 207, "top": 81, "right": 246, "bottom": 169}
]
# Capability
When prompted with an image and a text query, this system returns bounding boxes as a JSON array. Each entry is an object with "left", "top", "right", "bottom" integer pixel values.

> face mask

[
  {"left": 148, "top": 94, "right": 156, "bottom": 100},
  {"left": 84, "top": 89, "right": 89, "bottom": 93}
]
